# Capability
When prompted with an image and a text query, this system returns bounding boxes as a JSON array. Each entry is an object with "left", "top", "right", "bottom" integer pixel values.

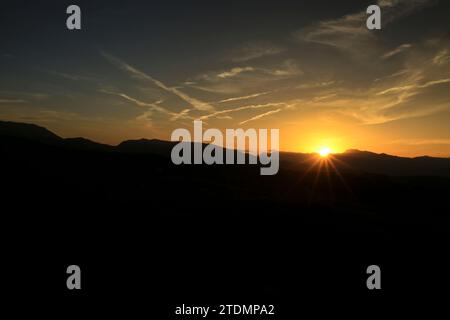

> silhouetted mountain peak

[
  {"left": 118, "top": 138, "right": 175, "bottom": 146},
  {"left": 0, "top": 120, "right": 62, "bottom": 143},
  {"left": 65, "top": 137, "right": 92, "bottom": 143},
  {"left": 1, "top": 120, "right": 450, "bottom": 177},
  {"left": 344, "top": 149, "right": 362, "bottom": 154},
  {"left": 344, "top": 149, "right": 378, "bottom": 156},
  {"left": 343, "top": 149, "right": 402, "bottom": 159}
]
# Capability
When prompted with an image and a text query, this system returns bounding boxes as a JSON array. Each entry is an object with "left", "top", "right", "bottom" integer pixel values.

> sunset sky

[{"left": 1, "top": 0, "right": 450, "bottom": 156}]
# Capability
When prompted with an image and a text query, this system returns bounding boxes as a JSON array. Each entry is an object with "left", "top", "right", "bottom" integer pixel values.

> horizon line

[{"left": 1, "top": 119, "right": 450, "bottom": 159}]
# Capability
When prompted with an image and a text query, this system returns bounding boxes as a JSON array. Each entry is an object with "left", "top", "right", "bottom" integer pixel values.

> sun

[{"left": 318, "top": 147, "right": 331, "bottom": 157}]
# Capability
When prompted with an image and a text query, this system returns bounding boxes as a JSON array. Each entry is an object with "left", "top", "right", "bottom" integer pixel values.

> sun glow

[{"left": 318, "top": 147, "right": 331, "bottom": 157}]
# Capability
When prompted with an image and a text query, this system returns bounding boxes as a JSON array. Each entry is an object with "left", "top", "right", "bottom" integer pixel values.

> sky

[{"left": 1, "top": 0, "right": 450, "bottom": 156}]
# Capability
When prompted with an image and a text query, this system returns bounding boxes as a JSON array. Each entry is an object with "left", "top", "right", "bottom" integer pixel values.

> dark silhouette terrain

[
  {"left": 2, "top": 120, "right": 450, "bottom": 223},
  {"left": 2, "top": 120, "right": 450, "bottom": 315}
]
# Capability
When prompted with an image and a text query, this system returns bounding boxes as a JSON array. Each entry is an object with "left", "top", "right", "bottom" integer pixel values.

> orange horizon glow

[
  {"left": 318, "top": 147, "right": 331, "bottom": 157},
  {"left": 5, "top": 116, "right": 449, "bottom": 158}
]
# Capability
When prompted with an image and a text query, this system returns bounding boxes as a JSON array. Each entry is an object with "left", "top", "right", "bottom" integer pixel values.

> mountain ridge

[
  {"left": 1, "top": 120, "right": 450, "bottom": 177},
  {"left": 1, "top": 120, "right": 447, "bottom": 160}
]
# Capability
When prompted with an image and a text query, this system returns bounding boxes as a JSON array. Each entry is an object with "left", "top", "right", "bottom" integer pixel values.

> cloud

[
  {"left": 376, "top": 78, "right": 450, "bottom": 95},
  {"left": 318, "top": 79, "right": 449, "bottom": 125},
  {"left": 188, "top": 59, "right": 302, "bottom": 98},
  {"left": 376, "top": 0, "right": 436, "bottom": 24},
  {"left": 199, "top": 102, "right": 285, "bottom": 121},
  {"left": 312, "top": 93, "right": 338, "bottom": 102},
  {"left": 217, "top": 67, "right": 254, "bottom": 79},
  {"left": 295, "top": 11, "right": 373, "bottom": 52},
  {"left": 216, "top": 115, "right": 232, "bottom": 120},
  {"left": 187, "top": 83, "right": 242, "bottom": 95},
  {"left": 295, "top": 0, "right": 436, "bottom": 56},
  {"left": 390, "top": 138, "right": 450, "bottom": 146},
  {"left": 169, "top": 108, "right": 192, "bottom": 122},
  {"left": 301, "top": 57, "right": 450, "bottom": 125},
  {"left": 99, "top": 4, "right": 445, "bottom": 130},
  {"left": 356, "top": 104, "right": 448, "bottom": 125},
  {"left": 421, "top": 78, "right": 450, "bottom": 88},
  {"left": 231, "top": 42, "right": 285, "bottom": 62},
  {"left": 433, "top": 49, "right": 450, "bottom": 65},
  {"left": 217, "top": 91, "right": 272, "bottom": 103},
  {"left": 0, "top": 99, "right": 26, "bottom": 104},
  {"left": 239, "top": 108, "right": 282, "bottom": 125},
  {"left": 45, "top": 70, "right": 99, "bottom": 82},
  {"left": 0, "top": 91, "right": 49, "bottom": 100},
  {"left": 211, "top": 60, "right": 301, "bottom": 81},
  {"left": 103, "top": 90, "right": 166, "bottom": 112},
  {"left": 293, "top": 20, "right": 450, "bottom": 126},
  {"left": 374, "top": 69, "right": 409, "bottom": 82},
  {"left": 382, "top": 44, "right": 412, "bottom": 59},
  {"left": 101, "top": 90, "right": 194, "bottom": 122},
  {"left": 262, "top": 59, "right": 303, "bottom": 77},
  {"left": 136, "top": 109, "right": 153, "bottom": 122},
  {"left": 296, "top": 81, "right": 336, "bottom": 90},
  {"left": 102, "top": 52, "right": 214, "bottom": 112}
]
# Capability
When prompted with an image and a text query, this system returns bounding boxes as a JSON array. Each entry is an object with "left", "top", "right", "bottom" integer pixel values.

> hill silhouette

[
  {"left": 2, "top": 119, "right": 450, "bottom": 307},
  {"left": 1, "top": 120, "right": 449, "bottom": 177},
  {"left": 1, "top": 119, "right": 450, "bottom": 226},
  {"left": 0, "top": 120, "right": 62, "bottom": 143}
]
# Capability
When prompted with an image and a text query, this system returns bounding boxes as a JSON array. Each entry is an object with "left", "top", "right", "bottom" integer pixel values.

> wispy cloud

[
  {"left": 102, "top": 52, "right": 215, "bottom": 112},
  {"left": 382, "top": 44, "right": 412, "bottom": 59},
  {"left": 101, "top": 90, "right": 194, "bottom": 122},
  {"left": 356, "top": 104, "right": 448, "bottom": 125},
  {"left": 0, "top": 99, "right": 26, "bottom": 104},
  {"left": 301, "top": 58, "right": 450, "bottom": 125},
  {"left": 390, "top": 138, "right": 450, "bottom": 146},
  {"left": 188, "top": 59, "right": 302, "bottom": 98},
  {"left": 231, "top": 41, "right": 285, "bottom": 62},
  {"left": 433, "top": 49, "right": 450, "bottom": 66},
  {"left": 169, "top": 108, "right": 192, "bottom": 122},
  {"left": 295, "top": 0, "right": 435, "bottom": 56},
  {"left": 217, "top": 67, "right": 254, "bottom": 79},
  {"left": 290, "top": 0, "right": 439, "bottom": 135},
  {"left": 217, "top": 91, "right": 272, "bottom": 103},
  {"left": 199, "top": 102, "right": 285, "bottom": 121},
  {"left": 0, "top": 91, "right": 49, "bottom": 100},
  {"left": 262, "top": 59, "right": 303, "bottom": 77},
  {"left": 377, "top": 78, "right": 450, "bottom": 95},
  {"left": 376, "top": 0, "right": 436, "bottom": 24},
  {"left": 239, "top": 108, "right": 282, "bottom": 125},
  {"left": 296, "top": 81, "right": 336, "bottom": 90},
  {"left": 103, "top": 90, "right": 165, "bottom": 112},
  {"left": 44, "top": 70, "right": 100, "bottom": 82},
  {"left": 374, "top": 69, "right": 409, "bottom": 82},
  {"left": 295, "top": 11, "right": 373, "bottom": 52},
  {"left": 312, "top": 93, "right": 338, "bottom": 102}
]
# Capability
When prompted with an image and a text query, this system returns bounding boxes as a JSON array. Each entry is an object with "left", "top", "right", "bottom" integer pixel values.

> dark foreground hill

[
  {"left": 1, "top": 120, "right": 449, "bottom": 177},
  {"left": 2, "top": 120, "right": 450, "bottom": 310},
  {"left": 1, "top": 119, "right": 450, "bottom": 231}
]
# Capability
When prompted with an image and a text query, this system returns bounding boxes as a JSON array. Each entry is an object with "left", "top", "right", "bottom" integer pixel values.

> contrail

[{"left": 102, "top": 52, "right": 215, "bottom": 112}]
